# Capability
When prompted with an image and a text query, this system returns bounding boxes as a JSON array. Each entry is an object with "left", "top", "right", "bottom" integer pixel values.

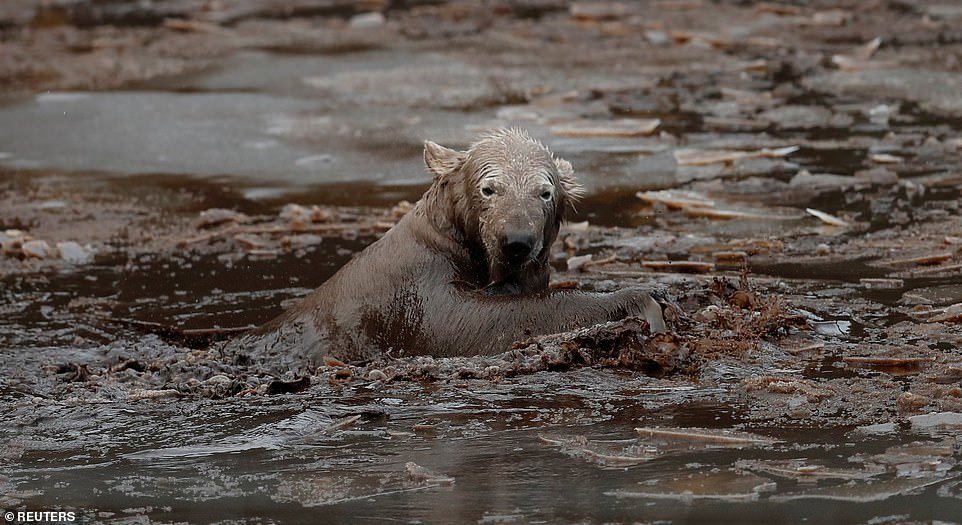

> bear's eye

[
  {"left": 481, "top": 187, "right": 495, "bottom": 197},
  {"left": 540, "top": 190, "right": 553, "bottom": 201}
]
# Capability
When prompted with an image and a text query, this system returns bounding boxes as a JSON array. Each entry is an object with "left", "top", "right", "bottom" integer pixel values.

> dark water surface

[{"left": 3, "top": 8, "right": 962, "bottom": 524}]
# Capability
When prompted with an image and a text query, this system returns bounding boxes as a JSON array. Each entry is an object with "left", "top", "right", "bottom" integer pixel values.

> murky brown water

[{"left": 3, "top": 1, "right": 962, "bottom": 523}]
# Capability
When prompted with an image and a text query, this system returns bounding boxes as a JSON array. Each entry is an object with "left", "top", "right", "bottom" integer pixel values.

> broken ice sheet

[
  {"left": 860, "top": 278, "right": 904, "bottom": 289},
  {"left": 864, "top": 441, "right": 957, "bottom": 478},
  {"left": 606, "top": 471, "right": 775, "bottom": 503},
  {"left": 830, "top": 37, "right": 890, "bottom": 72},
  {"left": 635, "top": 427, "right": 780, "bottom": 450},
  {"left": 685, "top": 206, "right": 802, "bottom": 221},
  {"left": 805, "top": 208, "right": 850, "bottom": 228},
  {"left": 21, "top": 239, "right": 54, "bottom": 258},
  {"left": 901, "top": 284, "right": 962, "bottom": 306},
  {"left": 908, "top": 412, "right": 962, "bottom": 432},
  {"left": 539, "top": 434, "right": 658, "bottom": 468},
  {"left": 855, "top": 422, "right": 898, "bottom": 435},
  {"left": 869, "top": 153, "right": 903, "bottom": 164},
  {"left": 405, "top": 462, "right": 455, "bottom": 486},
  {"left": 837, "top": 344, "right": 936, "bottom": 371},
  {"left": 735, "top": 459, "right": 885, "bottom": 483},
  {"left": 272, "top": 469, "right": 443, "bottom": 507},
  {"left": 549, "top": 118, "right": 661, "bottom": 137},
  {"left": 636, "top": 189, "right": 803, "bottom": 221},
  {"left": 637, "top": 190, "right": 715, "bottom": 209},
  {"left": 770, "top": 474, "right": 956, "bottom": 503},
  {"left": 812, "top": 320, "right": 851, "bottom": 337},
  {"left": 928, "top": 304, "right": 962, "bottom": 323},
  {"left": 673, "top": 146, "right": 799, "bottom": 166},
  {"left": 640, "top": 260, "right": 715, "bottom": 273},
  {"left": 880, "top": 252, "right": 954, "bottom": 268},
  {"left": 757, "top": 105, "right": 834, "bottom": 131}
]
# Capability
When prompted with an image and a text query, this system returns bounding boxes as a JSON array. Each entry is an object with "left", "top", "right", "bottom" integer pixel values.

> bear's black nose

[{"left": 501, "top": 233, "right": 535, "bottom": 262}]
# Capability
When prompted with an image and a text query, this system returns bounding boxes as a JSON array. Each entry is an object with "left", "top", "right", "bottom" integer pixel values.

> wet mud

[{"left": 2, "top": 0, "right": 962, "bottom": 523}]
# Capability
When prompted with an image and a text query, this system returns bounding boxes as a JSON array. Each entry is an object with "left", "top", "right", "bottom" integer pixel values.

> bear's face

[{"left": 423, "top": 128, "right": 583, "bottom": 288}]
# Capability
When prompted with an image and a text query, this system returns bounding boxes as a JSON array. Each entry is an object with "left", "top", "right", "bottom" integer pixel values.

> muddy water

[
  {"left": 6, "top": 391, "right": 960, "bottom": 524},
  {"left": 2, "top": 168, "right": 960, "bottom": 524},
  {"left": 3, "top": 3, "right": 962, "bottom": 523}
]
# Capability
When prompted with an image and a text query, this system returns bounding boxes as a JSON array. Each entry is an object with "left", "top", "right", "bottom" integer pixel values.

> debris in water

[
  {"left": 735, "top": 459, "right": 884, "bottom": 482},
  {"left": 904, "top": 263, "right": 962, "bottom": 278},
  {"left": 162, "top": 18, "right": 229, "bottom": 34},
  {"left": 770, "top": 475, "right": 955, "bottom": 503},
  {"left": 637, "top": 190, "right": 714, "bottom": 209},
  {"left": 929, "top": 304, "right": 962, "bottom": 323},
  {"left": 639, "top": 190, "right": 799, "bottom": 221},
  {"left": 349, "top": 12, "right": 386, "bottom": 29},
  {"left": 606, "top": 471, "right": 775, "bottom": 502},
  {"left": 882, "top": 252, "right": 953, "bottom": 267},
  {"left": 569, "top": 1, "right": 634, "bottom": 21},
  {"left": 860, "top": 278, "right": 904, "bottom": 289},
  {"left": 855, "top": 37, "right": 883, "bottom": 60},
  {"left": 807, "top": 9, "right": 852, "bottom": 27},
  {"left": 279, "top": 203, "right": 333, "bottom": 229},
  {"left": 869, "top": 153, "right": 903, "bottom": 164},
  {"left": 805, "top": 208, "right": 849, "bottom": 228},
  {"left": 641, "top": 260, "right": 714, "bottom": 273},
  {"left": 0, "top": 229, "right": 26, "bottom": 254},
  {"left": 234, "top": 234, "right": 269, "bottom": 250},
  {"left": 831, "top": 37, "right": 887, "bottom": 71},
  {"left": 855, "top": 422, "right": 898, "bottom": 434},
  {"left": 867, "top": 442, "right": 956, "bottom": 477},
  {"left": 683, "top": 207, "right": 801, "bottom": 221},
  {"left": 325, "top": 415, "right": 362, "bottom": 433},
  {"left": 635, "top": 427, "right": 779, "bottom": 447},
  {"left": 405, "top": 462, "right": 455, "bottom": 486},
  {"left": 366, "top": 369, "right": 387, "bottom": 381},
  {"left": 196, "top": 208, "right": 249, "bottom": 229},
  {"left": 567, "top": 254, "right": 593, "bottom": 272},
  {"left": 55, "top": 241, "right": 93, "bottom": 263},
  {"left": 907, "top": 412, "right": 962, "bottom": 431},
  {"left": 539, "top": 435, "right": 658, "bottom": 468},
  {"left": 21, "top": 239, "right": 53, "bottom": 258},
  {"left": 673, "top": 146, "right": 798, "bottom": 166},
  {"left": 550, "top": 119, "right": 660, "bottom": 137},
  {"left": 127, "top": 389, "right": 181, "bottom": 401},
  {"left": 755, "top": 2, "right": 801, "bottom": 15},
  {"left": 812, "top": 320, "right": 851, "bottom": 337},
  {"left": 778, "top": 338, "right": 824, "bottom": 354},
  {"left": 714, "top": 251, "right": 748, "bottom": 264}
]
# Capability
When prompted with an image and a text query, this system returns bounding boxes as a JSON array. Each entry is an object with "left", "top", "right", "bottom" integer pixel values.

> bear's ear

[
  {"left": 424, "top": 141, "right": 465, "bottom": 178},
  {"left": 554, "top": 157, "right": 584, "bottom": 202}
]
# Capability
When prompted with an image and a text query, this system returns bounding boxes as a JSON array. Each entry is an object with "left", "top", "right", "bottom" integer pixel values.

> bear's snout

[{"left": 501, "top": 232, "right": 536, "bottom": 262}]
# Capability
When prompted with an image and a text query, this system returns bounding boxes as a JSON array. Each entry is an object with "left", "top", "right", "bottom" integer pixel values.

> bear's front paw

[
  {"left": 638, "top": 292, "right": 667, "bottom": 334},
  {"left": 644, "top": 286, "right": 686, "bottom": 326}
]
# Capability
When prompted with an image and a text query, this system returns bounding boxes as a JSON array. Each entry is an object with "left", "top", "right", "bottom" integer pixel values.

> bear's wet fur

[{"left": 226, "top": 129, "right": 666, "bottom": 373}]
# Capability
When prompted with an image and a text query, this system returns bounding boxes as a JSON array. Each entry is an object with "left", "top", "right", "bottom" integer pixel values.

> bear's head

[{"left": 422, "top": 128, "right": 584, "bottom": 290}]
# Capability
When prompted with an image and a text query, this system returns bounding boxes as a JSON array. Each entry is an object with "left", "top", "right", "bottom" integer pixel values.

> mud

[{"left": 2, "top": 0, "right": 962, "bottom": 523}]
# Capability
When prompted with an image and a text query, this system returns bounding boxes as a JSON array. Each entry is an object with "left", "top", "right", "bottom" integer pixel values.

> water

[
  {"left": 3, "top": 6, "right": 962, "bottom": 523},
  {"left": 4, "top": 381, "right": 960, "bottom": 524}
]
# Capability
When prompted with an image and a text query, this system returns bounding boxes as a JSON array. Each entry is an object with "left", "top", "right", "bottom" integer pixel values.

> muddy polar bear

[{"left": 228, "top": 128, "right": 668, "bottom": 373}]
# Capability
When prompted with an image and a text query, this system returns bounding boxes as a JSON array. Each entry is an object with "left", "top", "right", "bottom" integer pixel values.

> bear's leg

[{"left": 427, "top": 285, "right": 670, "bottom": 356}]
